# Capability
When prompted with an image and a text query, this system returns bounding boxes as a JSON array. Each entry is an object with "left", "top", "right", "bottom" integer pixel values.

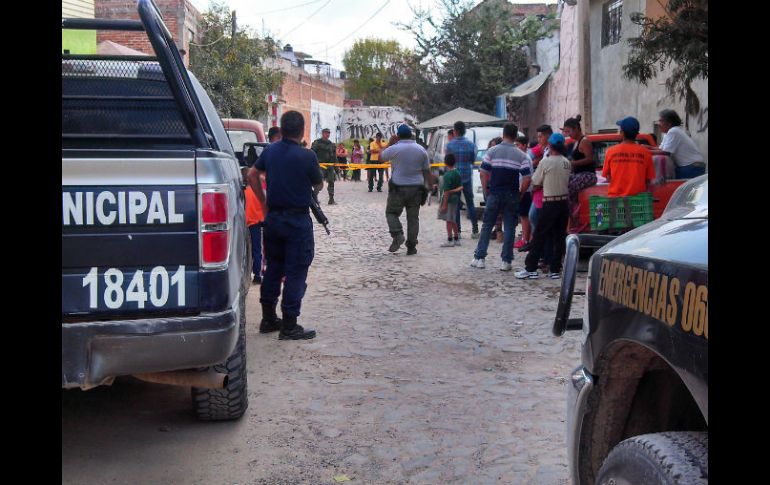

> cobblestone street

[{"left": 62, "top": 180, "right": 586, "bottom": 485}]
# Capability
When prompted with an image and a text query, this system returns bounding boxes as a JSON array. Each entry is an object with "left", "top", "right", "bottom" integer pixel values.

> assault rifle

[{"left": 310, "top": 191, "right": 330, "bottom": 235}]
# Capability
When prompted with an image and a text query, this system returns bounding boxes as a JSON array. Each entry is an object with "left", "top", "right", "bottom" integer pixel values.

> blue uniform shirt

[
  {"left": 446, "top": 136, "right": 477, "bottom": 183},
  {"left": 254, "top": 139, "right": 323, "bottom": 210}
]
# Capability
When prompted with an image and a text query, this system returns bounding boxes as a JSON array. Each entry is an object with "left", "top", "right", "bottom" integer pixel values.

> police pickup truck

[
  {"left": 554, "top": 175, "right": 708, "bottom": 484},
  {"left": 62, "top": 0, "right": 251, "bottom": 421}
]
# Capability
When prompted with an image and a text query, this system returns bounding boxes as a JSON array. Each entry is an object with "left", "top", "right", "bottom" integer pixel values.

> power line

[
  {"left": 328, "top": 0, "right": 392, "bottom": 49},
  {"left": 276, "top": 0, "right": 333, "bottom": 40},
  {"left": 258, "top": 0, "right": 327, "bottom": 16}
]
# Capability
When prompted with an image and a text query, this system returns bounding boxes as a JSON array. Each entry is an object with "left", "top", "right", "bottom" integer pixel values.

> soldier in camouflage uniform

[{"left": 311, "top": 128, "right": 338, "bottom": 205}]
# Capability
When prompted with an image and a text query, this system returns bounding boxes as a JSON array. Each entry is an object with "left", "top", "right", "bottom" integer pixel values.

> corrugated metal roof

[{"left": 506, "top": 71, "right": 551, "bottom": 98}]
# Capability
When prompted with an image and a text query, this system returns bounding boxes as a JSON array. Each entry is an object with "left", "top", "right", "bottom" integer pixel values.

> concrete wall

[
  {"left": 310, "top": 100, "right": 344, "bottom": 143},
  {"left": 512, "top": 2, "right": 581, "bottom": 140},
  {"left": 588, "top": 0, "right": 708, "bottom": 161},
  {"left": 341, "top": 106, "right": 417, "bottom": 141}
]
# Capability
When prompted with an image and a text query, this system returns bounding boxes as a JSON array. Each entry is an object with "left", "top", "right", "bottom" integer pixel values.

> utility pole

[{"left": 231, "top": 10, "right": 237, "bottom": 38}]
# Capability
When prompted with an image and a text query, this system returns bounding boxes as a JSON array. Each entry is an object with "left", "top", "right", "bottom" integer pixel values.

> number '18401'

[{"left": 82, "top": 266, "right": 186, "bottom": 309}]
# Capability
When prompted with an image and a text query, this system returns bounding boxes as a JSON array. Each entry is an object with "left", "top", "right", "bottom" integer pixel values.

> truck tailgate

[{"left": 62, "top": 151, "right": 200, "bottom": 320}]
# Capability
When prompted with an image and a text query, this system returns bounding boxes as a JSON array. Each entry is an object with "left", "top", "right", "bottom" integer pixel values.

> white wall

[
  {"left": 341, "top": 106, "right": 417, "bottom": 141},
  {"left": 588, "top": 0, "right": 708, "bottom": 162},
  {"left": 310, "top": 100, "right": 344, "bottom": 143}
]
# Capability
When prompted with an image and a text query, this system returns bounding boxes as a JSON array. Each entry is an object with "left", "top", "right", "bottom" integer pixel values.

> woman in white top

[{"left": 646, "top": 109, "right": 705, "bottom": 179}]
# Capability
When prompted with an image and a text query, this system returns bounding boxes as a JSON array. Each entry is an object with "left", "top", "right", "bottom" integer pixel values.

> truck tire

[
  {"left": 191, "top": 290, "right": 248, "bottom": 421},
  {"left": 596, "top": 431, "right": 708, "bottom": 485}
]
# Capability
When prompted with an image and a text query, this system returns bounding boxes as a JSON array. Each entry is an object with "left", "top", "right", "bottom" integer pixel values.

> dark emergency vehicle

[
  {"left": 554, "top": 175, "right": 708, "bottom": 484},
  {"left": 62, "top": 0, "right": 251, "bottom": 420}
]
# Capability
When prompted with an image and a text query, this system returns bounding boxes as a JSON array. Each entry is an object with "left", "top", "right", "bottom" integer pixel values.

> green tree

[
  {"left": 399, "top": 0, "right": 555, "bottom": 120},
  {"left": 189, "top": 1, "right": 284, "bottom": 119},
  {"left": 623, "top": 0, "right": 708, "bottom": 115},
  {"left": 342, "top": 38, "right": 413, "bottom": 106}
]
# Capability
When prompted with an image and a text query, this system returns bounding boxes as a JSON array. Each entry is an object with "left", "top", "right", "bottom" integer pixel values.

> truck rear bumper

[
  {"left": 62, "top": 308, "right": 238, "bottom": 389},
  {"left": 567, "top": 365, "right": 594, "bottom": 485}
]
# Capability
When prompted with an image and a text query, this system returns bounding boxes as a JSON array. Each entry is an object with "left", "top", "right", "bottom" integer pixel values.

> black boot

[
  {"left": 259, "top": 303, "right": 282, "bottom": 333},
  {"left": 278, "top": 315, "right": 316, "bottom": 340}
]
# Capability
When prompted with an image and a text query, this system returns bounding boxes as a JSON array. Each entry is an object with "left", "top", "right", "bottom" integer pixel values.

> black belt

[{"left": 269, "top": 207, "right": 309, "bottom": 215}]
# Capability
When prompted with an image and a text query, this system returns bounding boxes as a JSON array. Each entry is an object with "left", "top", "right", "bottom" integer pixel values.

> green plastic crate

[{"left": 589, "top": 192, "right": 653, "bottom": 231}]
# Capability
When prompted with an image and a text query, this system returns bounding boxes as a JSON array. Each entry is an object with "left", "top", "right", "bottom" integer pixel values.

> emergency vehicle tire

[
  {"left": 595, "top": 431, "right": 707, "bottom": 485},
  {"left": 191, "top": 291, "right": 248, "bottom": 421}
]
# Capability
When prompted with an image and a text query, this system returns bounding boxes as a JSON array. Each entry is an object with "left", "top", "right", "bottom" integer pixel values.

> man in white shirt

[{"left": 645, "top": 109, "right": 706, "bottom": 179}]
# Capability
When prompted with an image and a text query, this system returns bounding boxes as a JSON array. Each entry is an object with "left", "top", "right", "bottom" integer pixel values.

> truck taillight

[
  {"left": 199, "top": 185, "right": 230, "bottom": 269},
  {"left": 202, "top": 192, "right": 227, "bottom": 223}
]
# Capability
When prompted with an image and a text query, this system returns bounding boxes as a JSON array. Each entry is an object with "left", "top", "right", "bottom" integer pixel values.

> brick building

[
  {"left": 94, "top": 0, "right": 202, "bottom": 66},
  {"left": 264, "top": 47, "right": 346, "bottom": 143}
]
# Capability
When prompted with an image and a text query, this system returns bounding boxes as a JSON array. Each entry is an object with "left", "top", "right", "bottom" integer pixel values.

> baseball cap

[
  {"left": 548, "top": 133, "right": 565, "bottom": 147},
  {"left": 615, "top": 116, "right": 640, "bottom": 134},
  {"left": 322, "top": 127, "right": 330, "bottom": 133},
  {"left": 397, "top": 124, "right": 412, "bottom": 137}
]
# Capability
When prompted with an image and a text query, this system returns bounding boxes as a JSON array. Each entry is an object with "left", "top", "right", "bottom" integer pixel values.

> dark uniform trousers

[
  {"left": 259, "top": 211, "right": 315, "bottom": 317},
  {"left": 524, "top": 200, "right": 569, "bottom": 273},
  {"left": 367, "top": 162, "right": 384, "bottom": 191},
  {"left": 386, "top": 184, "right": 424, "bottom": 248}
]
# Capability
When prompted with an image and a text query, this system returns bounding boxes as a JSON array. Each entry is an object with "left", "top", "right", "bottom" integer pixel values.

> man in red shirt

[{"left": 602, "top": 117, "right": 655, "bottom": 197}]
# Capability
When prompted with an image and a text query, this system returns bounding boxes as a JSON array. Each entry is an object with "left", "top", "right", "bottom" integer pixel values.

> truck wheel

[
  {"left": 596, "top": 432, "right": 707, "bottom": 485},
  {"left": 191, "top": 291, "right": 248, "bottom": 421}
]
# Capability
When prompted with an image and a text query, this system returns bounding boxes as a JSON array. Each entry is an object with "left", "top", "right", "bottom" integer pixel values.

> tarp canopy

[
  {"left": 506, "top": 70, "right": 551, "bottom": 98},
  {"left": 416, "top": 107, "right": 506, "bottom": 129}
]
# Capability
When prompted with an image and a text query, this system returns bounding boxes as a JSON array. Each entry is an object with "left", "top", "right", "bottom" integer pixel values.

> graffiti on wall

[
  {"left": 310, "top": 99, "right": 344, "bottom": 143},
  {"left": 342, "top": 106, "right": 417, "bottom": 140}
]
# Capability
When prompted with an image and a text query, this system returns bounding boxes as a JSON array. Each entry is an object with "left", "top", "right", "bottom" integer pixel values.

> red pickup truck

[{"left": 568, "top": 133, "right": 686, "bottom": 249}]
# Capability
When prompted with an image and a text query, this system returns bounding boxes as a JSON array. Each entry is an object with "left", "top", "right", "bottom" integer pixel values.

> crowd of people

[{"left": 241, "top": 109, "right": 705, "bottom": 337}]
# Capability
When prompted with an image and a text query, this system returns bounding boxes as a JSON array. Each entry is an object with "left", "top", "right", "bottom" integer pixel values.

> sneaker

[
  {"left": 440, "top": 240, "right": 455, "bottom": 247},
  {"left": 388, "top": 234, "right": 406, "bottom": 253},
  {"left": 547, "top": 272, "right": 561, "bottom": 279},
  {"left": 518, "top": 242, "right": 531, "bottom": 253},
  {"left": 514, "top": 269, "right": 539, "bottom": 279},
  {"left": 453, "top": 239, "right": 461, "bottom": 246},
  {"left": 406, "top": 246, "right": 417, "bottom": 256},
  {"left": 470, "top": 258, "right": 486, "bottom": 268},
  {"left": 500, "top": 261, "right": 512, "bottom": 271},
  {"left": 514, "top": 239, "right": 525, "bottom": 249},
  {"left": 471, "top": 230, "right": 480, "bottom": 240},
  {"left": 252, "top": 275, "right": 262, "bottom": 284}
]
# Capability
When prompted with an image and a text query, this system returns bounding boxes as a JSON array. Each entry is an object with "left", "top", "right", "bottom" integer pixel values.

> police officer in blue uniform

[{"left": 247, "top": 111, "right": 321, "bottom": 340}]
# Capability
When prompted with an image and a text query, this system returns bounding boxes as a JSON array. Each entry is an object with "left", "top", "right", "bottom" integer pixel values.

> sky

[{"left": 188, "top": 0, "right": 557, "bottom": 71}]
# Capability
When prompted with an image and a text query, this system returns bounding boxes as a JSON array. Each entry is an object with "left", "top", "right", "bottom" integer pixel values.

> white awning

[
  {"left": 416, "top": 107, "right": 506, "bottom": 129},
  {"left": 506, "top": 71, "right": 551, "bottom": 98}
]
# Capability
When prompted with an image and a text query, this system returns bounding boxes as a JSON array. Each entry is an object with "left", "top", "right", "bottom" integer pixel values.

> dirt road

[{"left": 62, "top": 180, "right": 585, "bottom": 484}]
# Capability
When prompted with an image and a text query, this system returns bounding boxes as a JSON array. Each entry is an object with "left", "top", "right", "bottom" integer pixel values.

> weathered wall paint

[
  {"left": 588, "top": 0, "right": 708, "bottom": 162},
  {"left": 310, "top": 100, "right": 344, "bottom": 143},
  {"left": 341, "top": 106, "right": 417, "bottom": 141}
]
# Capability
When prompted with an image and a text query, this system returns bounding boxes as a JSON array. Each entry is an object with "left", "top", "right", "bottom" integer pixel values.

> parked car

[
  {"left": 554, "top": 175, "right": 708, "bottom": 485},
  {"left": 223, "top": 118, "right": 267, "bottom": 166},
  {"left": 566, "top": 133, "right": 688, "bottom": 249}
]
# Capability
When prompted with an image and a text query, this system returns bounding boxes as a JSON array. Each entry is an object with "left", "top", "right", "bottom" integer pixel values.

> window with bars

[{"left": 602, "top": 0, "right": 623, "bottom": 47}]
